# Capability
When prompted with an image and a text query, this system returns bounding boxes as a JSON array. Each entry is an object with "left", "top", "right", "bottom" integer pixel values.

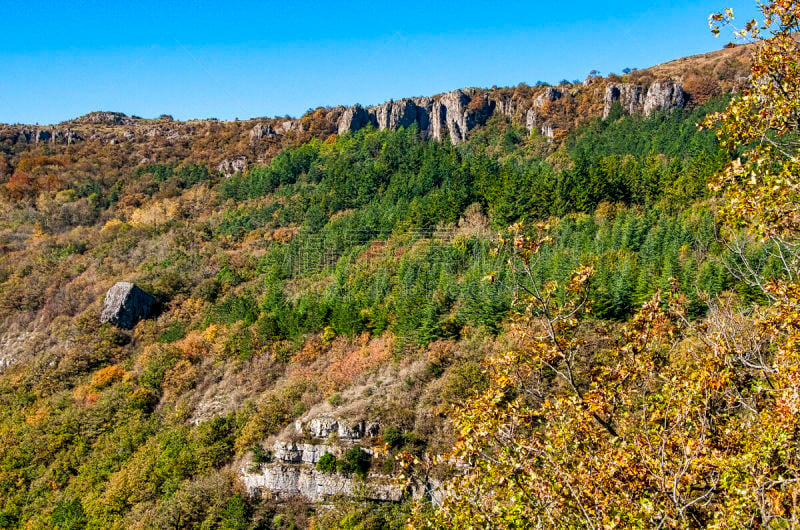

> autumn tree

[{"left": 410, "top": 1, "right": 800, "bottom": 527}]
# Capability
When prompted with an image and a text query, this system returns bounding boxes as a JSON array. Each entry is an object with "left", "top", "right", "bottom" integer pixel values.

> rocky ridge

[{"left": 0, "top": 45, "right": 751, "bottom": 177}]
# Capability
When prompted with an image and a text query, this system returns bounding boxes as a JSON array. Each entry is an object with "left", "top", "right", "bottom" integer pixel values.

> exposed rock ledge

[
  {"left": 241, "top": 465, "right": 405, "bottom": 503},
  {"left": 295, "top": 416, "right": 380, "bottom": 440},
  {"left": 337, "top": 78, "right": 686, "bottom": 145}
]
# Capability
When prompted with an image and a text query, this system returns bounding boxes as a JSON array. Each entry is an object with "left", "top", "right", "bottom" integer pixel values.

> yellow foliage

[
  {"left": 91, "top": 365, "right": 127, "bottom": 389},
  {"left": 24, "top": 406, "right": 49, "bottom": 425}
]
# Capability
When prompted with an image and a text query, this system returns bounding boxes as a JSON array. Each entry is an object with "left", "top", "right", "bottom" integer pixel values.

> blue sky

[{"left": 0, "top": 0, "right": 758, "bottom": 124}]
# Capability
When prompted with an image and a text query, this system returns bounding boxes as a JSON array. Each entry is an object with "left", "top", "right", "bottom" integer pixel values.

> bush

[
  {"left": 336, "top": 447, "right": 371, "bottom": 478},
  {"left": 317, "top": 452, "right": 337, "bottom": 473},
  {"left": 252, "top": 443, "right": 272, "bottom": 464},
  {"left": 383, "top": 427, "right": 407, "bottom": 449},
  {"left": 157, "top": 321, "right": 186, "bottom": 343}
]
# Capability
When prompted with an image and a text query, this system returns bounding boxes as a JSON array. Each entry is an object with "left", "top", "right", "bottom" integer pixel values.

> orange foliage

[
  {"left": 15, "top": 155, "right": 69, "bottom": 172},
  {"left": 72, "top": 384, "right": 100, "bottom": 406},
  {"left": 683, "top": 73, "right": 722, "bottom": 105},
  {"left": 290, "top": 333, "right": 394, "bottom": 394},
  {"left": 5, "top": 171, "right": 33, "bottom": 199},
  {"left": 176, "top": 330, "right": 210, "bottom": 360},
  {"left": 91, "top": 364, "right": 127, "bottom": 389},
  {"left": 24, "top": 406, "right": 49, "bottom": 425}
]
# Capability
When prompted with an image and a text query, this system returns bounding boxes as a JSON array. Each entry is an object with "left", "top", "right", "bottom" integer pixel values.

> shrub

[
  {"left": 317, "top": 452, "right": 337, "bottom": 473},
  {"left": 382, "top": 427, "right": 407, "bottom": 449},
  {"left": 252, "top": 443, "right": 272, "bottom": 464},
  {"left": 157, "top": 321, "right": 186, "bottom": 343},
  {"left": 336, "top": 447, "right": 371, "bottom": 478},
  {"left": 90, "top": 364, "right": 127, "bottom": 389}
]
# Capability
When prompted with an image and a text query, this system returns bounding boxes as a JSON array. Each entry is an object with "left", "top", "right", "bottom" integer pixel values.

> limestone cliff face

[
  {"left": 241, "top": 464, "right": 405, "bottom": 503},
  {"left": 336, "top": 76, "right": 686, "bottom": 145},
  {"left": 337, "top": 104, "right": 374, "bottom": 134},
  {"left": 372, "top": 99, "right": 424, "bottom": 131},
  {"left": 6, "top": 127, "right": 82, "bottom": 146},
  {"left": 603, "top": 79, "right": 685, "bottom": 118},
  {"left": 335, "top": 89, "right": 496, "bottom": 145},
  {"left": 643, "top": 80, "right": 685, "bottom": 115},
  {"left": 241, "top": 414, "right": 408, "bottom": 503}
]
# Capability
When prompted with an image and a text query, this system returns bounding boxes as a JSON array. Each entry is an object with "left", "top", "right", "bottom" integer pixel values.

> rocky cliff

[
  {"left": 335, "top": 76, "right": 690, "bottom": 145},
  {"left": 240, "top": 413, "right": 411, "bottom": 503},
  {"left": 602, "top": 79, "right": 686, "bottom": 118},
  {"left": 335, "top": 89, "right": 493, "bottom": 145}
]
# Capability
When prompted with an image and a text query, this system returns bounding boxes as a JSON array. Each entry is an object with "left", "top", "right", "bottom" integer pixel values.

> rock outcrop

[
  {"left": 297, "top": 416, "right": 380, "bottom": 440},
  {"left": 273, "top": 442, "right": 336, "bottom": 465},
  {"left": 4, "top": 127, "right": 82, "bottom": 146},
  {"left": 337, "top": 104, "right": 374, "bottom": 134},
  {"left": 99, "top": 282, "right": 155, "bottom": 329},
  {"left": 643, "top": 80, "right": 685, "bottom": 115},
  {"left": 603, "top": 83, "right": 645, "bottom": 117},
  {"left": 71, "top": 111, "right": 137, "bottom": 126},
  {"left": 533, "top": 87, "right": 562, "bottom": 107},
  {"left": 249, "top": 123, "right": 276, "bottom": 143},
  {"left": 336, "top": 89, "right": 496, "bottom": 145},
  {"left": 242, "top": 415, "right": 390, "bottom": 502},
  {"left": 373, "top": 99, "right": 423, "bottom": 131},
  {"left": 241, "top": 464, "right": 404, "bottom": 502},
  {"left": 603, "top": 79, "right": 685, "bottom": 118},
  {"left": 217, "top": 157, "right": 248, "bottom": 177}
]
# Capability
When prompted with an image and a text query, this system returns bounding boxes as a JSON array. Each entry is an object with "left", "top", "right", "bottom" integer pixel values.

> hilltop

[{"left": 0, "top": 42, "right": 750, "bottom": 179}]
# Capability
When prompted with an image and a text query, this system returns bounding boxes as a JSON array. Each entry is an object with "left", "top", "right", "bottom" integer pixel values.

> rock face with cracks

[{"left": 99, "top": 282, "right": 155, "bottom": 329}]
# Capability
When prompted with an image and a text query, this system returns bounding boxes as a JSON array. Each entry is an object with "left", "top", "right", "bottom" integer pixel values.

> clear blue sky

[{"left": 0, "top": 0, "right": 758, "bottom": 125}]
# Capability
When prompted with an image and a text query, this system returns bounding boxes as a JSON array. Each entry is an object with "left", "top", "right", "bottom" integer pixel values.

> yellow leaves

[
  {"left": 24, "top": 406, "right": 49, "bottom": 425},
  {"left": 128, "top": 197, "right": 182, "bottom": 227},
  {"left": 91, "top": 364, "right": 128, "bottom": 389},
  {"left": 567, "top": 265, "right": 595, "bottom": 294},
  {"left": 202, "top": 323, "right": 219, "bottom": 343},
  {"left": 101, "top": 218, "right": 127, "bottom": 234}
]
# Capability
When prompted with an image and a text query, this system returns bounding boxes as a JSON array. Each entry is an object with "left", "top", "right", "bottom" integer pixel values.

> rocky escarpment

[
  {"left": 242, "top": 462, "right": 404, "bottom": 503},
  {"left": 3, "top": 127, "right": 82, "bottom": 146},
  {"left": 336, "top": 77, "right": 687, "bottom": 145},
  {"left": 241, "top": 415, "right": 409, "bottom": 503},
  {"left": 603, "top": 79, "right": 685, "bottom": 118},
  {"left": 337, "top": 89, "right": 494, "bottom": 145},
  {"left": 1, "top": 60, "right": 724, "bottom": 173}
]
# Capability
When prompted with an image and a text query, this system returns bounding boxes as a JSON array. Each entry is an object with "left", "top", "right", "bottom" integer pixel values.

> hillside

[{"left": 0, "top": 39, "right": 777, "bottom": 528}]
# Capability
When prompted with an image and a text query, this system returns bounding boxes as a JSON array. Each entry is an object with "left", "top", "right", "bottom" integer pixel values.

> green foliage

[
  {"left": 157, "top": 321, "right": 186, "bottom": 343},
  {"left": 336, "top": 447, "right": 371, "bottom": 478},
  {"left": 251, "top": 444, "right": 271, "bottom": 465},
  {"left": 51, "top": 498, "right": 86, "bottom": 530},
  {"left": 382, "top": 427, "right": 407, "bottom": 449},
  {"left": 210, "top": 293, "right": 259, "bottom": 326},
  {"left": 317, "top": 452, "right": 337, "bottom": 473}
]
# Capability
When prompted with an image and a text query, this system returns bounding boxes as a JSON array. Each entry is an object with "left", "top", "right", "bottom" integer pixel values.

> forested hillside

[{"left": 1, "top": 4, "right": 798, "bottom": 526}]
